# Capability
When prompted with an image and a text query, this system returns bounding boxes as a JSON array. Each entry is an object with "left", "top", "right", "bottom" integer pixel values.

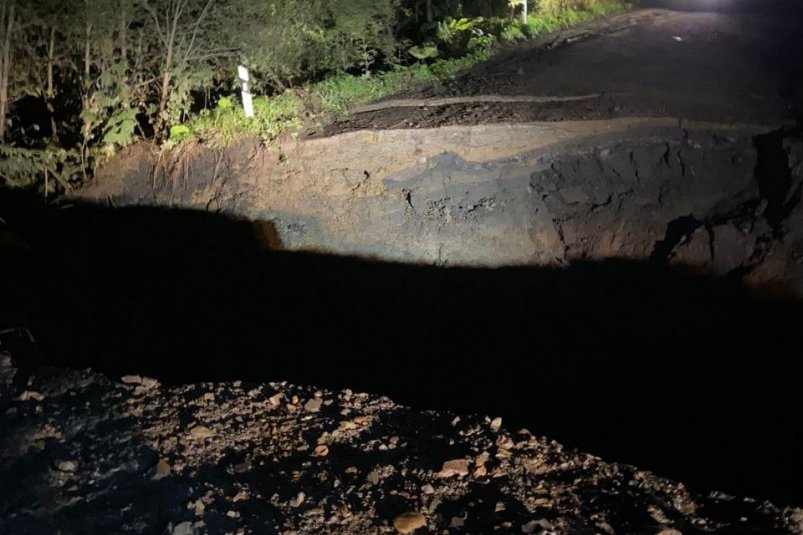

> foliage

[
  {"left": 235, "top": 0, "right": 398, "bottom": 91},
  {"left": 0, "top": 0, "right": 630, "bottom": 192},
  {"left": 434, "top": 17, "right": 502, "bottom": 58},
  {"left": 0, "top": 145, "right": 81, "bottom": 191},
  {"left": 168, "top": 124, "right": 192, "bottom": 144},
  {"left": 408, "top": 45, "right": 440, "bottom": 61},
  {"left": 187, "top": 91, "right": 304, "bottom": 145}
]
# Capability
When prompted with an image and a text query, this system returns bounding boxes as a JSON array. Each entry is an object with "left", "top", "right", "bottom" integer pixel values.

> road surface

[{"left": 329, "top": 1, "right": 803, "bottom": 134}]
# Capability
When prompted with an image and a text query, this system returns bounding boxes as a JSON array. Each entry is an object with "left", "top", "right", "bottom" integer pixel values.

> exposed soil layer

[
  {"left": 2, "top": 355, "right": 803, "bottom": 535},
  {"left": 79, "top": 120, "right": 803, "bottom": 295}
]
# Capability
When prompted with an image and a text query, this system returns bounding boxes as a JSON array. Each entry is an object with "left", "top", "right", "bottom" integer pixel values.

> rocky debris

[
  {"left": 1, "top": 355, "right": 803, "bottom": 535},
  {"left": 393, "top": 511, "right": 427, "bottom": 533},
  {"left": 189, "top": 425, "right": 215, "bottom": 440},
  {"left": 437, "top": 459, "right": 471, "bottom": 478},
  {"left": 54, "top": 459, "right": 77, "bottom": 472},
  {"left": 15, "top": 390, "right": 45, "bottom": 402}
]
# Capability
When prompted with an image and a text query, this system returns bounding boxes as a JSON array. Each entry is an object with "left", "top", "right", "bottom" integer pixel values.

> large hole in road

[{"left": 2, "top": 124, "right": 803, "bottom": 505}]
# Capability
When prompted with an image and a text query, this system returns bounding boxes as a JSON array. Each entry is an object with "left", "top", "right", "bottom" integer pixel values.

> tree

[
  {"left": 0, "top": 0, "right": 18, "bottom": 142},
  {"left": 143, "top": 0, "right": 233, "bottom": 134}
]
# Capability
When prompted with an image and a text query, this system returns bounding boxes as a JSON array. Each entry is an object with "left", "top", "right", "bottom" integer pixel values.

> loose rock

[{"left": 393, "top": 512, "right": 427, "bottom": 533}]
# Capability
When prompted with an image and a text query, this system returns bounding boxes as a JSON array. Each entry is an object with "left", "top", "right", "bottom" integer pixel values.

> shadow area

[{"left": 1, "top": 191, "right": 802, "bottom": 506}]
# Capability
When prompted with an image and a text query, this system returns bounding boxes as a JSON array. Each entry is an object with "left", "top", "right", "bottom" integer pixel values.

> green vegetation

[{"left": 0, "top": 0, "right": 630, "bottom": 193}]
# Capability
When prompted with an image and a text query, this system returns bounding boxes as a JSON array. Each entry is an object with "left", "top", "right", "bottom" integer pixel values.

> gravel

[{"left": 1, "top": 352, "right": 802, "bottom": 534}]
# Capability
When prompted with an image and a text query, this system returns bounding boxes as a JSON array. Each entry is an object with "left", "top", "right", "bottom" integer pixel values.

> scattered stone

[
  {"left": 393, "top": 512, "right": 427, "bottom": 533},
  {"left": 269, "top": 393, "right": 283, "bottom": 406},
  {"left": 140, "top": 376, "right": 159, "bottom": 390},
  {"left": 304, "top": 398, "right": 322, "bottom": 412},
  {"left": 290, "top": 492, "right": 305, "bottom": 508},
  {"left": 17, "top": 390, "right": 45, "bottom": 402},
  {"left": 450, "top": 516, "right": 465, "bottom": 528},
  {"left": 496, "top": 435, "right": 515, "bottom": 450},
  {"left": 0, "top": 359, "right": 796, "bottom": 534},
  {"left": 155, "top": 459, "right": 171, "bottom": 478},
  {"left": 522, "top": 519, "right": 554, "bottom": 534},
  {"left": 172, "top": 521, "right": 194, "bottom": 535},
  {"left": 490, "top": 417, "right": 503, "bottom": 432},
  {"left": 189, "top": 425, "right": 214, "bottom": 440},
  {"left": 437, "top": 459, "right": 470, "bottom": 478},
  {"left": 121, "top": 375, "right": 142, "bottom": 385},
  {"left": 657, "top": 530, "right": 683, "bottom": 535},
  {"left": 233, "top": 461, "right": 251, "bottom": 473},
  {"left": 55, "top": 460, "right": 77, "bottom": 472}
]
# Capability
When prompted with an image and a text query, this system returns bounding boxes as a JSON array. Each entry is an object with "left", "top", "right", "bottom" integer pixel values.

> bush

[
  {"left": 537, "top": 0, "right": 627, "bottom": 17},
  {"left": 0, "top": 146, "right": 82, "bottom": 192},
  {"left": 184, "top": 92, "right": 305, "bottom": 145}
]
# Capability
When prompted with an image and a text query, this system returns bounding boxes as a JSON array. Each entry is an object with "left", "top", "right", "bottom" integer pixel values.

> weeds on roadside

[{"left": 174, "top": 0, "right": 629, "bottom": 147}]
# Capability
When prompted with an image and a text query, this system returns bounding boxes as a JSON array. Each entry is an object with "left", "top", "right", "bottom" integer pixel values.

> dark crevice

[
  {"left": 753, "top": 129, "right": 797, "bottom": 233},
  {"left": 661, "top": 143, "right": 672, "bottom": 168},
  {"left": 629, "top": 151, "right": 641, "bottom": 184},
  {"left": 650, "top": 214, "right": 703, "bottom": 262},
  {"left": 705, "top": 224, "right": 716, "bottom": 265},
  {"left": 676, "top": 149, "right": 687, "bottom": 177}
]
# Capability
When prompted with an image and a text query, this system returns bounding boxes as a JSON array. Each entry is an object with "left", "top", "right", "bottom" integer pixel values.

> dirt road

[{"left": 330, "top": 2, "right": 803, "bottom": 134}]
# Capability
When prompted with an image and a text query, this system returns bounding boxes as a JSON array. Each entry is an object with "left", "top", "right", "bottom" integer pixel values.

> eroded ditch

[{"left": 4, "top": 118, "right": 803, "bottom": 505}]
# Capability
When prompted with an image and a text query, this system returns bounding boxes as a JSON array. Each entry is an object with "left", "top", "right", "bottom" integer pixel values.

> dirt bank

[{"left": 80, "top": 119, "right": 803, "bottom": 295}]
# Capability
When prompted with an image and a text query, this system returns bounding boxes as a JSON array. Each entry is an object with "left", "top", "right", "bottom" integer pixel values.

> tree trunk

[
  {"left": 157, "top": 41, "right": 174, "bottom": 132},
  {"left": 157, "top": 1, "right": 182, "bottom": 135},
  {"left": 0, "top": 1, "right": 15, "bottom": 143},
  {"left": 521, "top": 0, "right": 528, "bottom": 24},
  {"left": 47, "top": 25, "right": 58, "bottom": 143},
  {"left": 84, "top": 23, "right": 92, "bottom": 79},
  {"left": 119, "top": 0, "right": 128, "bottom": 63},
  {"left": 426, "top": 0, "right": 432, "bottom": 22}
]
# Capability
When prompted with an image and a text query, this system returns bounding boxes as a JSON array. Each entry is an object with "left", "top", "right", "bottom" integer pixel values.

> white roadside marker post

[{"left": 238, "top": 65, "right": 254, "bottom": 119}]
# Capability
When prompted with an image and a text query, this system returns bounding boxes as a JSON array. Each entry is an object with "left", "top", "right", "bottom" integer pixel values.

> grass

[
  {"left": 180, "top": 91, "right": 305, "bottom": 146},
  {"left": 175, "top": 0, "right": 630, "bottom": 147}
]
